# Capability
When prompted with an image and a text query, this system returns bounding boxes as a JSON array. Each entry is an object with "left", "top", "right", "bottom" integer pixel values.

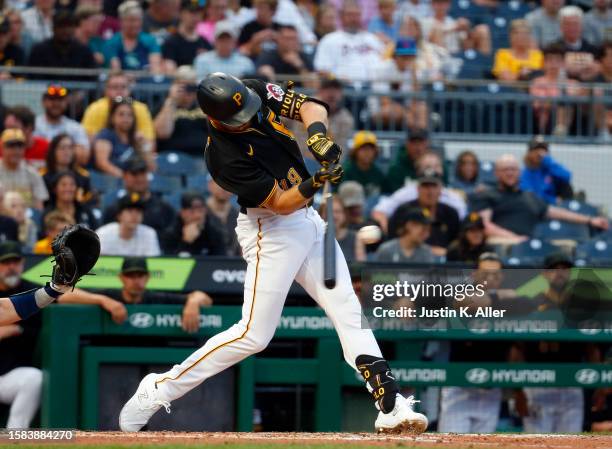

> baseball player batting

[{"left": 119, "top": 73, "right": 428, "bottom": 434}]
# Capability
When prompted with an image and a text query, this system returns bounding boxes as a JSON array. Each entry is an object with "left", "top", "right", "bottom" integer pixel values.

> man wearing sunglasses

[
  {"left": 34, "top": 85, "right": 90, "bottom": 165},
  {"left": 154, "top": 65, "right": 207, "bottom": 156}
]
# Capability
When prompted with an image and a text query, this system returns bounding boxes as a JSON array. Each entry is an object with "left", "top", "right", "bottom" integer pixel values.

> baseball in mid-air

[{"left": 357, "top": 225, "right": 382, "bottom": 245}]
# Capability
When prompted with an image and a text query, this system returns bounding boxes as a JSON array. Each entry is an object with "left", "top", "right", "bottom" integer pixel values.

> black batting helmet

[{"left": 197, "top": 72, "right": 261, "bottom": 127}]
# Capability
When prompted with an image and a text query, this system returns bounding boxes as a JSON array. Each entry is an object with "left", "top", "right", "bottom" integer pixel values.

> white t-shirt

[
  {"left": 314, "top": 30, "right": 384, "bottom": 87},
  {"left": 96, "top": 222, "right": 161, "bottom": 256},
  {"left": 420, "top": 16, "right": 461, "bottom": 54},
  {"left": 34, "top": 115, "right": 89, "bottom": 148}
]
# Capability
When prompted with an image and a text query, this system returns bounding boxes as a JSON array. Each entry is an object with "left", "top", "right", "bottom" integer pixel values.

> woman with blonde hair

[
  {"left": 492, "top": 19, "right": 543, "bottom": 81},
  {"left": 3, "top": 191, "right": 38, "bottom": 251}
]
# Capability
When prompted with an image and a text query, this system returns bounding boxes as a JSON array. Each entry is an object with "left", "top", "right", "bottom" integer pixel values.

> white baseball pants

[
  {"left": 522, "top": 388, "right": 584, "bottom": 433},
  {"left": 156, "top": 207, "right": 382, "bottom": 401},
  {"left": 438, "top": 387, "right": 502, "bottom": 433},
  {"left": 0, "top": 367, "right": 42, "bottom": 429}
]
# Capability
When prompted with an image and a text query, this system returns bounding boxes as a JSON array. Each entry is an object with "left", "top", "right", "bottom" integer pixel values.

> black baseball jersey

[{"left": 205, "top": 79, "right": 327, "bottom": 208}]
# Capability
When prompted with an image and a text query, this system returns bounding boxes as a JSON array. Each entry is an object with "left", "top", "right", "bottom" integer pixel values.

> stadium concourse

[{"left": 0, "top": 0, "right": 612, "bottom": 438}]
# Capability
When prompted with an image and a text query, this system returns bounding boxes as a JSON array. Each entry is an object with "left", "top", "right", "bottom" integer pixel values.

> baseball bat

[{"left": 323, "top": 181, "right": 336, "bottom": 289}]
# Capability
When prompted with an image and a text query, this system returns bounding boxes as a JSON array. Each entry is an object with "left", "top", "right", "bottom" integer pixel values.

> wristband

[
  {"left": 298, "top": 176, "right": 323, "bottom": 199},
  {"left": 9, "top": 283, "right": 63, "bottom": 320},
  {"left": 307, "top": 121, "right": 327, "bottom": 138}
]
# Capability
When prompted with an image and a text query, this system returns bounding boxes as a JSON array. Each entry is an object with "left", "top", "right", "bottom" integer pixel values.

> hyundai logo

[{"left": 129, "top": 312, "right": 155, "bottom": 329}]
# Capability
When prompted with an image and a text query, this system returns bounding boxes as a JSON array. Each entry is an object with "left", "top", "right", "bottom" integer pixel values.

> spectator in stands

[
  {"left": 142, "top": 0, "right": 180, "bottom": 45},
  {"left": 370, "top": 38, "right": 428, "bottom": 130},
  {"left": 449, "top": 150, "right": 487, "bottom": 194},
  {"left": 314, "top": 0, "right": 384, "bottom": 88},
  {"left": 0, "top": 129, "right": 48, "bottom": 209},
  {"left": 594, "top": 41, "right": 612, "bottom": 138},
  {"left": 0, "top": 15, "right": 24, "bottom": 74},
  {"left": 162, "top": 0, "right": 210, "bottom": 73},
  {"left": 530, "top": 43, "right": 584, "bottom": 136},
  {"left": 4, "top": 106, "right": 49, "bottom": 166},
  {"left": 194, "top": 20, "right": 255, "bottom": 80},
  {"left": 42, "top": 171, "right": 98, "bottom": 229},
  {"left": 493, "top": 19, "right": 543, "bottom": 82},
  {"left": 81, "top": 71, "right": 156, "bottom": 144},
  {"left": 60, "top": 257, "right": 213, "bottom": 332},
  {"left": 520, "top": 136, "right": 572, "bottom": 204},
  {"left": 104, "top": 0, "right": 162, "bottom": 73},
  {"left": 162, "top": 191, "right": 227, "bottom": 256},
  {"left": 2, "top": 192, "right": 36, "bottom": 250},
  {"left": 446, "top": 212, "right": 492, "bottom": 263},
  {"left": 28, "top": 11, "right": 97, "bottom": 81},
  {"left": 5, "top": 9, "right": 30, "bottom": 63},
  {"left": 374, "top": 207, "right": 434, "bottom": 263},
  {"left": 97, "top": 193, "right": 161, "bottom": 256},
  {"left": 0, "top": 241, "right": 43, "bottom": 429},
  {"left": 34, "top": 85, "right": 90, "bottom": 165},
  {"left": 343, "top": 131, "right": 391, "bottom": 197},
  {"left": 526, "top": 0, "right": 564, "bottom": 49},
  {"left": 238, "top": 0, "right": 278, "bottom": 59},
  {"left": 396, "top": 0, "right": 432, "bottom": 22},
  {"left": 93, "top": 97, "right": 154, "bottom": 177},
  {"left": 4, "top": 106, "right": 49, "bottom": 165},
  {"left": 584, "top": 0, "right": 612, "bottom": 47},
  {"left": 422, "top": 0, "right": 491, "bottom": 55},
  {"left": 328, "top": 197, "right": 366, "bottom": 262},
  {"left": 398, "top": 15, "right": 447, "bottom": 81},
  {"left": 74, "top": 5, "right": 105, "bottom": 66},
  {"left": 206, "top": 178, "right": 240, "bottom": 256},
  {"left": 512, "top": 252, "right": 600, "bottom": 434},
  {"left": 438, "top": 252, "right": 509, "bottom": 433},
  {"left": 103, "top": 157, "right": 175, "bottom": 234},
  {"left": 256, "top": 24, "right": 314, "bottom": 86},
  {"left": 0, "top": 188, "right": 18, "bottom": 244},
  {"left": 388, "top": 170, "right": 459, "bottom": 254},
  {"left": 197, "top": 0, "right": 228, "bottom": 44},
  {"left": 368, "top": 0, "right": 400, "bottom": 44},
  {"left": 21, "top": 0, "right": 54, "bottom": 45},
  {"left": 554, "top": 6, "right": 600, "bottom": 81},
  {"left": 473, "top": 154, "right": 608, "bottom": 242},
  {"left": 154, "top": 65, "right": 207, "bottom": 155},
  {"left": 338, "top": 182, "right": 369, "bottom": 230},
  {"left": 386, "top": 128, "right": 429, "bottom": 193},
  {"left": 33, "top": 210, "right": 74, "bottom": 254},
  {"left": 373, "top": 151, "right": 467, "bottom": 234},
  {"left": 314, "top": 4, "right": 337, "bottom": 40},
  {"left": 40, "top": 134, "right": 93, "bottom": 205}
]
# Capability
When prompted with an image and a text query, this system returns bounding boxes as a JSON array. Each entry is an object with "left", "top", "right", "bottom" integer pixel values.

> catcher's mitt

[{"left": 51, "top": 224, "right": 100, "bottom": 288}]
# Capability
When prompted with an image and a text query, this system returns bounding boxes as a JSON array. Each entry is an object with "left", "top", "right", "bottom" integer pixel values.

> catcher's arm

[
  {"left": 7, "top": 224, "right": 100, "bottom": 322},
  {"left": 0, "top": 297, "right": 21, "bottom": 326}
]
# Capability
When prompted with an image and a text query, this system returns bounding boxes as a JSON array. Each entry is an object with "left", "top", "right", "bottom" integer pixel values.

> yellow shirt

[
  {"left": 81, "top": 98, "right": 155, "bottom": 140},
  {"left": 492, "top": 48, "right": 543, "bottom": 78},
  {"left": 33, "top": 237, "right": 52, "bottom": 255}
]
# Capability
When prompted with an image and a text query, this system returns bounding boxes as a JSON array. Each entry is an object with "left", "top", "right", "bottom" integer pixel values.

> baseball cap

[
  {"left": 352, "top": 131, "right": 377, "bottom": 150},
  {"left": 529, "top": 135, "right": 549, "bottom": 151},
  {"left": 462, "top": 212, "right": 484, "bottom": 230},
  {"left": 121, "top": 256, "right": 149, "bottom": 274},
  {"left": 181, "top": 0, "right": 205, "bottom": 10},
  {"left": 402, "top": 207, "right": 432, "bottom": 225},
  {"left": 1, "top": 128, "right": 26, "bottom": 146},
  {"left": 478, "top": 251, "right": 501, "bottom": 263},
  {"left": 407, "top": 128, "right": 429, "bottom": 142},
  {"left": 124, "top": 157, "right": 148, "bottom": 173},
  {"left": 181, "top": 191, "right": 206, "bottom": 209},
  {"left": 53, "top": 10, "right": 77, "bottom": 28},
  {"left": 338, "top": 181, "right": 365, "bottom": 208},
  {"left": 215, "top": 20, "right": 237, "bottom": 39},
  {"left": 417, "top": 169, "right": 442, "bottom": 186},
  {"left": 117, "top": 192, "right": 146, "bottom": 212},
  {"left": 44, "top": 84, "right": 68, "bottom": 99},
  {"left": 0, "top": 241, "right": 23, "bottom": 262},
  {"left": 394, "top": 38, "right": 418, "bottom": 57},
  {"left": 544, "top": 252, "right": 574, "bottom": 269}
]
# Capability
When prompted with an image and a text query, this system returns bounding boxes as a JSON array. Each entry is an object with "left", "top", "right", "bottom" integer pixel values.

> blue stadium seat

[
  {"left": 484, "top": 16, "right": 510, "bottom": 50},
  {"left": 533, "top": 220, "right": 590, "bottom": 243},
  {"left": 101, "top": 189, "right": 126, "bottom": 210},
  {"left": 478, "top": 160, "right": 496, "bottom": 186},
  {"left": 449, "top": 0, "right": 487, "bottom": 22},
  {"left": 454, "top": 50, "right": 493, "bottom": 80},
  {"left": 559, "top": 199, "right": 600, "bottom": 216},
  {"left": 148, "top": 173, "right": 182, "bottom": 194},
  {"left": 185, "top": 173, "right": 209, "bottom": 193},
  {"left": 163, "top": 191, "right": 183, "bottom": 211},
  {"left": 576, "top": 239, "right": 612, "bottom": 265},
  {"left": 508, "top": 238, "right": 558, "bottom": 264},
  {"left": 156, "top": 152, "right": 199, "bottom": 176},
  {"left": 498, "top": 0, "right": 532, "bottom": 19},
  {"left": 89, "top": 170, "right": 121, "bottom": 193}
]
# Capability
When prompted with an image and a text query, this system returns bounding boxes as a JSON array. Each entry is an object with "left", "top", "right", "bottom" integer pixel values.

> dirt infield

[{"left": 38, "top": 431, "right": 612, "bottom": 449}]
